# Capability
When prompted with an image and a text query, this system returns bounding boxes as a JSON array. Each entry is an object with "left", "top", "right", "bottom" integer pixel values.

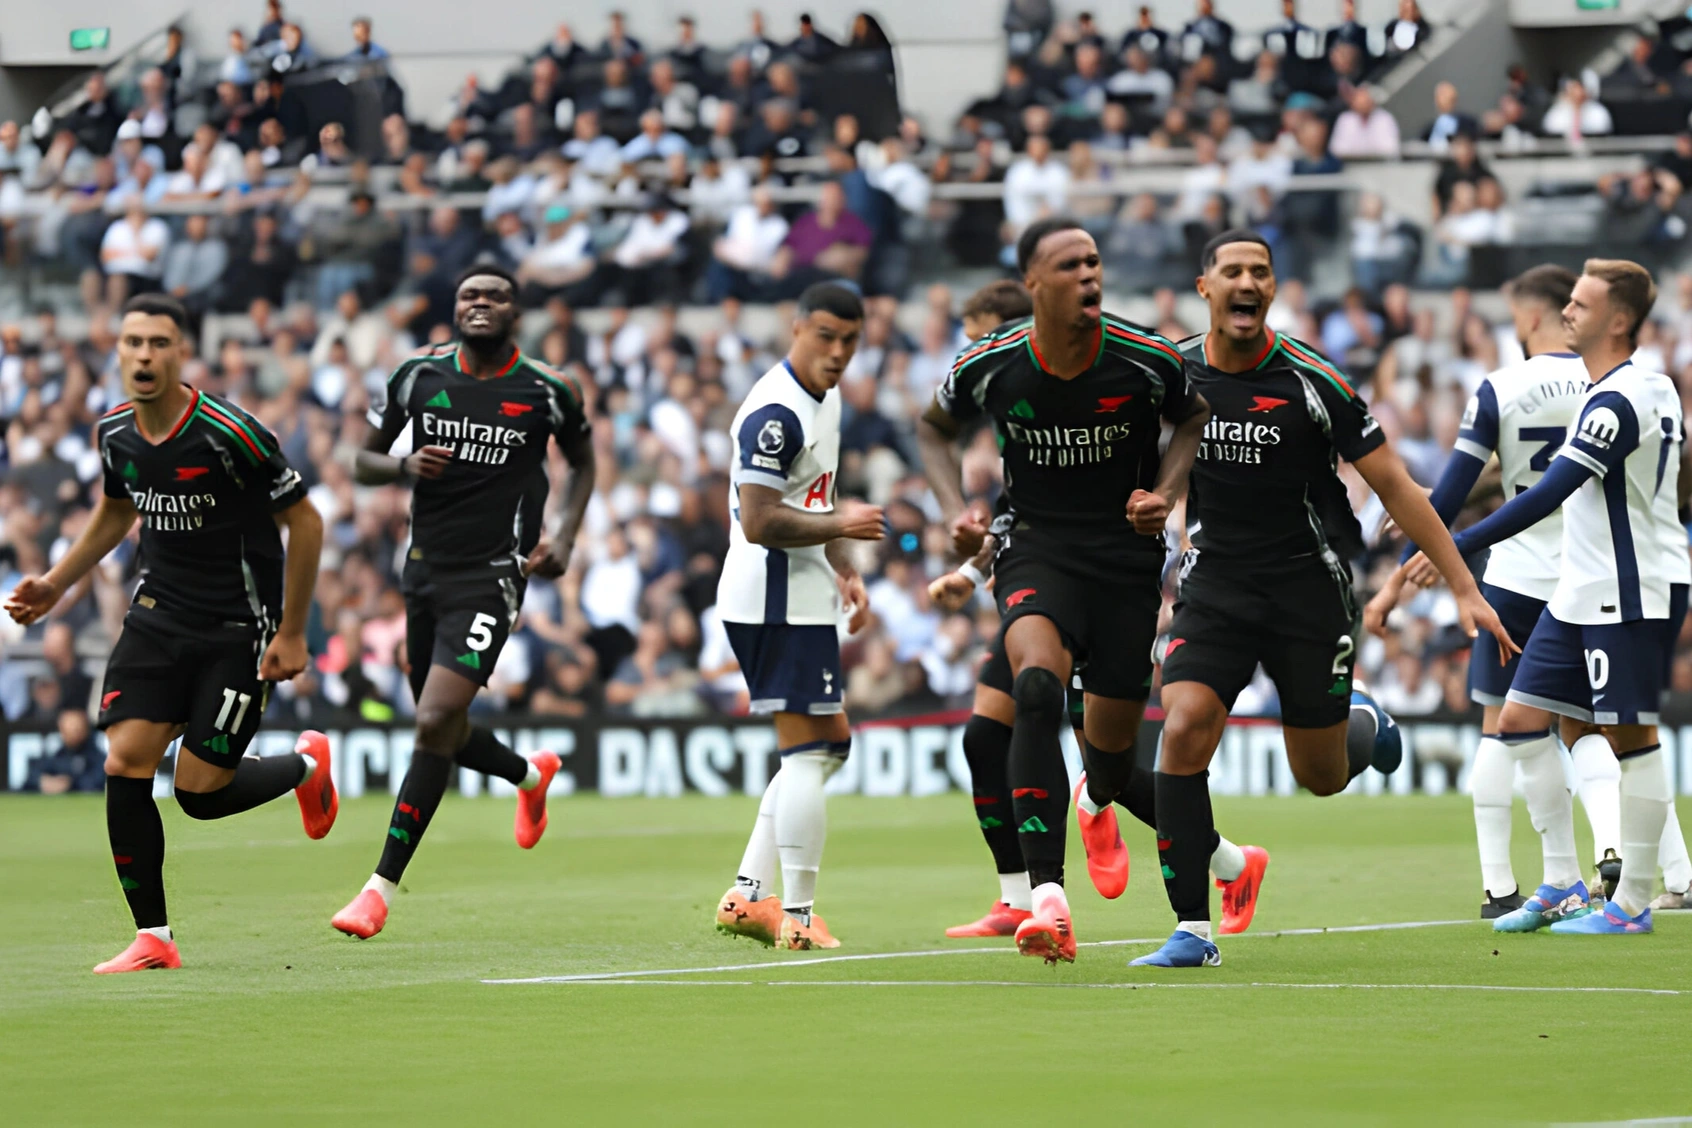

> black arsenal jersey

[
  {"left": 98, "top": 387, "right": 309, "bottom": 623},
  {"left": 372, "top": 344, "right": 590, "bottom": 573},
  {"left": 1178, "top": 330, "right": 1385, "bottom": 570},
  {"left": 935, "top": 312, "right": 1199, "bottom": 578}
]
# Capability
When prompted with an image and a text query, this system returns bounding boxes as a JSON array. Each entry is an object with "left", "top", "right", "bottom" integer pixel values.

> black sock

[
  {"left": 455, "top": 726, "right": 530, "bottom": 785},
  {"left": 375, "top": 751, "right": 455, "bottom": 883},
  {"left": 1119, "top": 764, "right": 1158, "bottom": 832},
  {"left": 175, "top": 754, "right": 307, "bottom": 820},
  {"left": 1155, "top": 770, "right": 1219, "bottom": 924},
  {"left": 1080, "top": 737, "right": 1136, "bottom": 810},
  {"left": 1345, "top": 708, "right": 1376, "bottom": 782},
  {"left": 106, "top": 775, "right": 167, "bottom": 930},
  {"left": 1009, "top": 668, "right": 1069, "bottom": 888},
  {"left": 961, "top": 715, "right": 1023, "bottom": 875}
]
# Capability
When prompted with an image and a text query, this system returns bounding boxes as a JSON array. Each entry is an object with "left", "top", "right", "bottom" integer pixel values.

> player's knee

[
  {"left": 1159, "top": 707, "right": 1220, "bottom": 773},
  {"left": 1294, "top": 759, "right": 1349, "bottom": 797},
  {"left": 1011, "top": 667, "right": 1065, "bottom": 719},
  {"left": 174, "top": 787, "right": 224, "bottom": 821},
  {"left": 413, "top": 706, "right": 461, "bottom": 757}
]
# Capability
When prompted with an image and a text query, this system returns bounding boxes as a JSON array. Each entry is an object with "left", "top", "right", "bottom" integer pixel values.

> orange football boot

[
  {"left": 1217, "top": 846, "right": 1270, "bottom": 935},
  {"left": 93, "top": 932, "right": 181, "bottom": 974},
  {"left": 293, "top": 730, "right": 337, "bottom": 840},
  {"left": 715, "top": 887, "right": 785, "bottom": 945},
  {"left": 332, "top": 889, "right": 389, "bottom": 939},
  {"left": 945, "top": 901, "right": 1033, "bottom": 938},
  {"left": 514, "top": 751, "right": 563, "bottom": 849},
  {"left": 1014, "top": 887, "right": 1077, "bottom": 964},
  {"left": 780, "top": 913, "right": 840, "bottom": 950},
  {"left": 1074, "top": 775, "right": 1129, "bottom": 899}
]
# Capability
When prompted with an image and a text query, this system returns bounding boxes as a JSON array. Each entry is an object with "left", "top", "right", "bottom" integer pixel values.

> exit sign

[{"left": 69, "top": 28, "right": 110, "bottom": 51}]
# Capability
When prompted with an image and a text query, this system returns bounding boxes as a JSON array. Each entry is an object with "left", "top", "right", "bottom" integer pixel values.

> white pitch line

[
  {"left": 482, "top": 917, "right": 1475, "bottom": 985},
  {"left": 535, "top": 978, "right": 1684, "bottom": 996}
]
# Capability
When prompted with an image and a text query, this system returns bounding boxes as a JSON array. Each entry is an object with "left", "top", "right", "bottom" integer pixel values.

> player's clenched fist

[
  {"left": 928, "top": 571, "right": 975, "bottom": 612},
  {"left": 4, "top": 576, "right": 62, "bottom": 626},
  {"left": 1126, "top": 489, "right": 1172, "bottom": 535},
  {"left": 259, "top": 631, "right": 311, "bottom": 682},
  {"left": 949, "top": 505, "right": 989, "bottom": 558},
  {"left": 402, "top": 445, "right": 453, "bottom": 480},
  {"left": 835, "top": 499, "right": 886, "bottom": 540}
]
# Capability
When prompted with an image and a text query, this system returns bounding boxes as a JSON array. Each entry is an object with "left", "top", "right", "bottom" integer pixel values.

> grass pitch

[{"left": 2, "top": 790, "right": 1688, "bottom": 1126}]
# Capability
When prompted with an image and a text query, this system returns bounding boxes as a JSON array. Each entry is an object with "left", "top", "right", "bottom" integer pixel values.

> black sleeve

[
  {"left": 1316, "top": 371, "right": 1386, "bottom": 463},
  {"left": 1159, "top": 354, "right": 1202, "bottom": 424},
  {"left": 97, "top": 423, "right": 127, "bottom": 500},
  {"left": 368, "top": 360, "right": 416, "bottom": 443}
]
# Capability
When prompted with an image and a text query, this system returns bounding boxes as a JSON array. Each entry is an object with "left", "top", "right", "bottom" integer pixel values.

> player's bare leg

[{"left": 1003, "top": 615, "right": 1077, "bottom": 962}]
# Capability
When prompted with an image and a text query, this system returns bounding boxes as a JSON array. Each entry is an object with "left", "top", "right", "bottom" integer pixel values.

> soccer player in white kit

[
  {"left": 712, "top": 283, "right": 885, "bottom": 951},
  {"left": 1407, "top": 260, "right": 1690, "bottom": 934}
]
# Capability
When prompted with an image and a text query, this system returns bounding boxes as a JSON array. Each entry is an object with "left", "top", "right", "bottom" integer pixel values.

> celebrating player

[
  {"left": 1135, "top": 231, "right": 1516, "bottom": 968},
  {"left": 331, "top": 266, "right": 595, "bottom": 940},
  {"left": 930, "top": 282, "right": 1260, "bottom": 941},
  {"left": 713, "top": 283, "right": 881, "bottom": 952},
  {"left": 1404, "top": 260, "right": 1688, "bottom": 935},
  {"left": 918, "top": 217, "right": 1212, "bottom": 963},
  {"left": 4, "top": 294, "right": 334, "bottom": 974}
]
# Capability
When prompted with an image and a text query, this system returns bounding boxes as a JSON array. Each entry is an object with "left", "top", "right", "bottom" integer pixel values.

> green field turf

[{"left": 2, "top": 789, "right": 1689, "bottom": 1127}]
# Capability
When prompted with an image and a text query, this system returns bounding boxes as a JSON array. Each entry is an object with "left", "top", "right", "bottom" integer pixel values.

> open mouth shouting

[{"left": 1225, "top": 296, "right": 1264, "bottom": 333}]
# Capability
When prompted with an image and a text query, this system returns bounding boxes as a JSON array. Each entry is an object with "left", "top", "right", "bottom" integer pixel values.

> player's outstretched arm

[
  {"left": 1397, "top": 448, "right": 1488, "bottom": 565},
  {"left": 737, "top": 484, "right": 884, "bottom": 549},
  {"left": 4, "top": 494, "right": 137, "bottom": 626},
  {"left": 916, "top": 400, "right": 985, "bottom": 552},
  {"left": 1130, "top": 393, "right": 1211, "bottom": 534},
  {"left": 262, "top": 497, "right": 323, "bottom": 681},
  {"left": 1353, "top": 444, "right": 1519, "bottom": 657}
]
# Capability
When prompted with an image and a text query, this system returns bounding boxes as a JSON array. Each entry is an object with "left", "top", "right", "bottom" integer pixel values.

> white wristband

[{"left": 957, "top": 561, "right": 986, "bottom": 587}]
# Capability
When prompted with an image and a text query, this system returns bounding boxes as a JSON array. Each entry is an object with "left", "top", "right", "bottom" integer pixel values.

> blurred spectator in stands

[
  {"left": 667, "top": 16, "right": 706, "bottom": 83},
  {"left": 129, "top": 67, "right": 173, "bottom": 144},
  {"left": 1654, "top": 130, "right": 1692, "bottom": 194},
  {"left": 1003, "top": 133, "right": 1071, "bottom": 239},
  {"left": 622, "top": 109, "right": 690, "bottom": 163},
  {"left": 1229, "top": 51, "right": 1285, "bottom": 117},
  {"left": 770, "top": 180, "right": 873, "bottom": 295},
  {"left": 1004, "top": 0, "right": 1055, "bottom": 60},
  {"left": 159, "top": 144, "right": 224, "bottom": 205},
  {"left": 517, "top": 205, "right": 597, "bottom": 307},
  {"left": 67, "top": 72, "right": 123, "bottom": 156},
  {"left": 1109, "top": 44, "right": 1174, "bottom": 113},
  {"left": 1174, "top": 134, "right": 1225, "bottom": 222},
  {"left": 1427, "top": 180, "right": 1503, "bottom": 287},
  {"left": 312, "top": 287, "right": 388, "bottom": 372},
  {"left": 790, "top": 13, "right": 840, "bottom": 62},
  {"left": 310, "top": 189, "right": 394, "bottom": 309},
  {"left": 302, "top": 122, "right": 355, "bottom": 175},
  {"left": 1503, "top": 63, "right": 1550, "bottom": 123},
  {"left": 222, "top": 29, "right": 255, "bottom": 86},
  {"left": 687, "top": 154, "right": 752, "bottom": 225},
  {"left": 256, "top": 0, "right": 286, "bottom": 46},
  {"left": 1420, "top": 82, "right": 1479, "bottom": 152},
  {"left": 1482, "top": 92, "right": 1537, "bottom": 154},
  {"left": 1322, "top": 42, "right": 1368, "bottom": 117},
  {"left": 98, "top": 197, "right": 169, "bottom": 307},
  {"left": 1325, "top": 0, "right": 1372, "bottom": 59},
  {"left": 595, "top": 59, "right": 645, "bottom": 141},
  {"left": 1350, "top": 191, "right": 1412, "bottom": 295},
  {"left": 847, "top": 633, "right": 910, "bottom": 713},
  {"left": 0, "top": 120, "right": 37, "bottom": 183},
  {"left": 1320, "top": 286, "right": 1384, "bottom": 374},
  {"left": 1106, "top": 192, "right": 1176, "bottom": 283},
  {"left": 647, "top": 58, "right": 700, "bottom": 135},
  {"left": 220, "top": 210, "right": 297, "bottom": 312},
  {"left": 709, "top": 186, "right": 788, "bottom": 302},
  {"left": 1607, "top": 34, "right": 1671, "bottom": 96},
  {"left": 605, "top": 621, "right": 698, "bottom": 717},
  {"left": 347, "top": 16, "right": 390, "bottom": 62},
  {"left": 161, "top": 214, "right": 228, "bottom": 319},
  {"left": 268, "top": 23, "right": 316, "bottom": 76},
  {"left": 1064, "top": 141, "right": 1114, "bottom": 236},
  {"left": 1542, "top": 79, "right": 1612, "bottom": 142},
  {"left": 1206, "top": 105, "right": 1254, "bottom": 161},
  {"left": 1093, "top": 102, "right": 1134, "bottom": 152},
  {"left": 744, "top": 99, "right": 806, "bottom": 161},
  {"left": 1431, "top": 131, "right": 1489, "bottom": 217},
  {"left": 1600, "top": 168, "right": 1687, "bottom": 246},
  {"left": 1179, "top": 0, "right": 1235, "bottom": 63},
  {"left": 943, "top": 136, "right": 1006, "bottom": 267},
  {"left": 24, "top": 706, "right": 105, "bottom": 794},
  {"left": 1381, "top": 0, "right": 1431, "bottom": 59},
  {"left": 1121, "top": 5, "right": 1169, "bottom": 61},
  {"left": 209, "top": 81, "right": 256, "bottom": 144},
  {"left": 42, "top": 622, "right": 93, "bottom": 715},
  {"left": 1062, "top": 43, "right": 1111, "bottom": 124},
  {"left": 1229, "top": 129, "right": 1292, "bottom": 208},
  {"left": 609, "top": 195, "right": 690, "bottom": 306},
  {"left": 536, "top": 22, "right": 586, "bottom": 69},
  {"left": 192, "top": 122, "right": 245, "bottom": 187},
  {"left": 601, "top": 11, "right": 646, "bottom": 65},
  {"left": 564, "top": 110, "right": 624, "bottom": 178}
]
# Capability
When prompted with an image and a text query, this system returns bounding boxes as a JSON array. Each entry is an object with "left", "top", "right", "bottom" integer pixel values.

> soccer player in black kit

[
  {"left": 919, "top": 218, "right": 1211, "bottom": 962},
  {"left": 331, "top": 266, "right": 595, "bottom": 940},
  {"left": 5, "top": 294, "right": 333, "bottom": 974},
  {"left": 1133, "top": 231, "right": 1518, "bottom": 967}
]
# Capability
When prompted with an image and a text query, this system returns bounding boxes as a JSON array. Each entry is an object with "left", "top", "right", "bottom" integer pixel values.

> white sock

[
  {"left": 1031, "top": 881, "right": 1067, "bottom": 913},
  {"left": 140, "top": 925, "right": 172, "bottom": 942},
  {"left": 1077, "top": 778, "right": 1102, "bottom": 817},
  {"left": 363, "top": 874, "right": 398, "bottom": 908},
  {"left": 1176, "top": 920, "right": 1212, "bottom": 941},
  {"left": 735, "top": 766, "right": 784, "bottom": 901},
  {"left": 1505, "top": 732, "right": 1581, "bottom": 890},
  {"left": 1659, "top": 797, "right": 1692, "bottom": 895},
  {"left": 297, "top": 754, "right": 316, "bottom": 784},
  {"left": 1210, "top": 836, "right": 1246, "bottom": 883},
  {"left": 518, "top": 760, "right": 542, "bottom": 791},
  {"left": 999, "top": 871, "right": 1033, "bottom": 911},
  {"left": 1570, "top": 733, "right": 1621, "bottom": 865},
  {"left": 775, "top": 751, "right": 832, "bottom": 915},
  {"left": 1471, "top": 736, "right": 1517, "bottom": 896},
  {"left": 1617, "top": 748, "right": 1672, "bottom": 917}
]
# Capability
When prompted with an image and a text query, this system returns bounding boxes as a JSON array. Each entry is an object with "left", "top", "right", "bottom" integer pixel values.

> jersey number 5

[{"left": 466, "top": 612, "right": 499, "bottom": 652}]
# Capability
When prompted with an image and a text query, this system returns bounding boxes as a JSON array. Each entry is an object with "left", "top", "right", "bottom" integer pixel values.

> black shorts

[
  {"left": 402, "top": 562, "right": 526, "bottom": 698},
  {"left": 992, "top": 547, "right": 1161, "bottom": 701},
  {"left": 979, "top": 625, "right": 1086, "bottom": 727},
  {"left": 98, "top": 601, "right": 273, "bottom": 768},
  {"left": 1163, "top": 557, "right": 1358, "bottom": 729}
]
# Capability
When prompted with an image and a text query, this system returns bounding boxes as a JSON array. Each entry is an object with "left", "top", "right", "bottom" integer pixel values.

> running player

[
  {"left": 1134, "top": 231, "right": 1516, "bottom": 968},
  {"left": 1364, "top": 265, "right": 1620, "bottom": 918},
  {"left": 1405, "top": 259, "right": 1688, "bottom": 935},
  {"left": 4, "top": 294, "right": 335, "bottom": 974},
  {"left": 331, "top": 265, "right": 595, "bottom": 939},
  {"left": 918, "top": 217, "right": 1212, "bottom": 963},
  {"left": 713, "top": 283, "right": 882, "bottom": 952}
]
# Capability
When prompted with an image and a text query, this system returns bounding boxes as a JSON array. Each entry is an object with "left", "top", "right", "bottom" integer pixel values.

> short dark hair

[
  {"left": 1016, "top": 216, "right": 1088, "bottom": 274},
  {"left": 796, "top": 282, "right": 864, "bottom": 322},
  {"left": 962, "top": 280, "right": 1033, "bottom": 323},
  {"left": 454, "top": 263, "right": 519, "bottom": 294},
  {"left": 1200, "top": 229, "right": 1274, "bottom": 271},
  {"left": 1506, "top": 264, "right": 1577, "bottom": 313},
  {"left": 120, "top": 293, "right": 188, "bottom": 330}
]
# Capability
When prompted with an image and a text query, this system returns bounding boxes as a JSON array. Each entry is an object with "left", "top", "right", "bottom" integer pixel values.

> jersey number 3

[{"left": 1514, "top": 427, "right": 1565, "bottom": 494}]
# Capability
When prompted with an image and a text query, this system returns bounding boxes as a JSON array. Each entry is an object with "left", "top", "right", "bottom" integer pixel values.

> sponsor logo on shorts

[
  {"left": 1165, "top": 638, "right": 1187, "bottom": 658},
  {"left": 1248, "top": 396, "right": 1288, "bottom": 413},
  {"left": 1005, "top": 588, "right": 1036, "bottom": 608},
  {"left": 101, "top": 690, "right": 122, "bottom": 709}
]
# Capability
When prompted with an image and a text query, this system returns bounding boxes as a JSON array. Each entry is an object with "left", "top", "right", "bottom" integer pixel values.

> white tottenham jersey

[
  {"left": 1454, "top": 353, "right": 1588, "bottom": 601},
  {"left": 1551, "top": 361, "right": 1691, "bottom": 624},
  {"left": 717, "top": 360, "right": 843, "bottom": 626}
]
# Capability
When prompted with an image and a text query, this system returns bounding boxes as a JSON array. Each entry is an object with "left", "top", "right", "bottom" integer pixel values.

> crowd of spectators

[{"left": 5, "top": 3, "right": 1692, "bottom": 765}]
